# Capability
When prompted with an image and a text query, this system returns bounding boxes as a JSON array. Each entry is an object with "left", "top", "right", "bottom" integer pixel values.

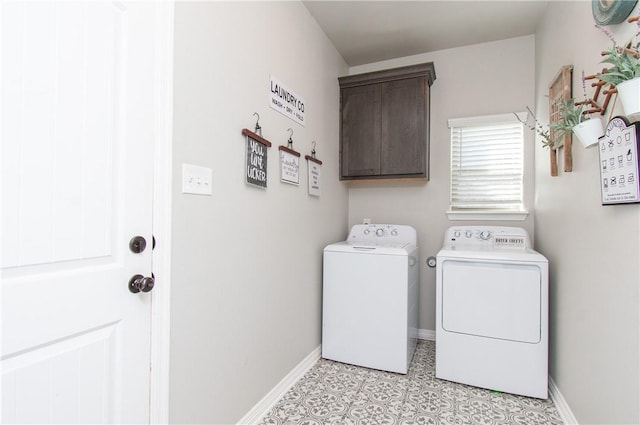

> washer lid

[{"left": 325, "top": 241, "right": 415, "bottom": 255}]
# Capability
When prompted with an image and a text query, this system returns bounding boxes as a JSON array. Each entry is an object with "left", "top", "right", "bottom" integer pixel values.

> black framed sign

[
  {"left": 242, "top": 128, "right": 272, "bottom": 188},
  {"left": 598, "top": 117, "right": 640, "bottom": 205}
]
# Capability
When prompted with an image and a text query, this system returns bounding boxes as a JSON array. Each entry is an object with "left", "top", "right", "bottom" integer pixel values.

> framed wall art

[
  {"left": 279, "top": 145, "right": 300, "bottom": 185},
  {"left": 598, "top": 116, "right": 640, "bottom": 205},
  {"left": 242, "top": 128, "right": 271, "bottom": 188}
]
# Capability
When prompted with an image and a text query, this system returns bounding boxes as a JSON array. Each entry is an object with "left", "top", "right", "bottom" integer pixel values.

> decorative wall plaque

[
  {"left": 279, "top": 145, "right": 300, "bottom": 185},
  {"left": 598, "top": 117, "right": 640, "bottom": 205},
  {"left": 306, "top": 155, "right": 322, "bottom": 197},
  {"left": 242, "top": 128, "right": 271, "bottom": 188}
]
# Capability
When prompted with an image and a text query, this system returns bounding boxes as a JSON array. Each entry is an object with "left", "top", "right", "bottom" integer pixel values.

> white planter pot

[
  {"left": 572, "top": 118, "right": 604, "bottom": 148},
  {"left": 617, "top": 77, "right": 640, "bottom": 118}
]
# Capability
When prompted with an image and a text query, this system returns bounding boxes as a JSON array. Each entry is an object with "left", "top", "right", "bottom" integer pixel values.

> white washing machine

[
  {"left": 436, "top": 226, "right": 549, "bottom": 399},
  {"left": 322, "top": 224, "right": 419, "bottom": 374}
]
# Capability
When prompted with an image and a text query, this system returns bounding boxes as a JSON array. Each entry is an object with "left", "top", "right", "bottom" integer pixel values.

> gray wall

[
  {"left": 347, "top": 36, "right": 536, "bottom": 332},
  {"left": 170, "top": 2, "right": 348, "bottom": 423},
  {"left": 534, "top": 2, "right": 639, "bottom": 423},
  {"left": 169, "top": 2, "right": 640, "bottom": 423}
]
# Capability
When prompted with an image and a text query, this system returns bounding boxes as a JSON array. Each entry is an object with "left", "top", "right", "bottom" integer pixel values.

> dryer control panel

[
  {"left": 444, "top": 226, "right": 530, "bottom": 250},
  {"left": 348, "top": 224, "right": 417, "bottom": 246}
]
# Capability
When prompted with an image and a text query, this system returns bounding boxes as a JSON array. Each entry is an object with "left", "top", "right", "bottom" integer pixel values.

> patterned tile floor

[{"left": 258, "top": 340, "right": 563, "bottom": 425}]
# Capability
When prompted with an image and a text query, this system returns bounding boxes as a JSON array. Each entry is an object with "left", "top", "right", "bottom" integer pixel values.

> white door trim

[{"left": 150, "top": 2, "right": 174, "bottom": 423}]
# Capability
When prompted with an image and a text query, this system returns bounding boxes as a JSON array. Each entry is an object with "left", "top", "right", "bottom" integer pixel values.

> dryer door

[{"left": 441, "top": 260, "right": 541, "bottom": 343}]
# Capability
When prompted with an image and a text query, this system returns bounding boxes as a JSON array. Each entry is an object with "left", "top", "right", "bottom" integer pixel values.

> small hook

[
  {"left": 311, "top": 141, "right": 317, "bottom": 158},
  {"left": 253, "top": 112, "right": 262, "bottom": 136},
  {"left": 287, "top": 128, "right": 294, "bottom": 148}
]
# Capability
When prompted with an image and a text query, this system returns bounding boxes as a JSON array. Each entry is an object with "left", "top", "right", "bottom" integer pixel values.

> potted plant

[
  {"left": 596, "top": 19, "right": 640, "bottom": 117},
  {"left": 551, "top": 98, "right": 604, "bottom": 148}
]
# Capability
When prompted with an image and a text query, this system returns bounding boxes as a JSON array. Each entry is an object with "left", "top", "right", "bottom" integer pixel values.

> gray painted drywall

[
  {"left": 346, "top": 36, "right": 536, "bottom": 332},
  {"left": 169, "top": 2, "right": 639, "bottom": 423},
  {"left": 535, "top": 2, "right": 639, "bottom": 423},
  {"left": 170, "top": 2, "right": 348, "bottom": 423}
]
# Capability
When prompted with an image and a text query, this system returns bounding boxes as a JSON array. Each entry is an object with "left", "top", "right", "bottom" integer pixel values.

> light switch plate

[{"left": 182, "top": 163, "right": 212, "bottom": 195}]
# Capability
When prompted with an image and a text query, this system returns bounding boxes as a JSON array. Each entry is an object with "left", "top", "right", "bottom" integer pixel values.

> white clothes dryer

[
  {"left": 322, "top": 224, "right": 419, "bottom": 374},
  {"left": 436, "top": 226, "right": 549, "bottom": 399}
]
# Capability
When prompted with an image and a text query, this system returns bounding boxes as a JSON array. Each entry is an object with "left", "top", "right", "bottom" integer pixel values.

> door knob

[{"left": 128, "top": 274, "right": 155, "bottom": 293}]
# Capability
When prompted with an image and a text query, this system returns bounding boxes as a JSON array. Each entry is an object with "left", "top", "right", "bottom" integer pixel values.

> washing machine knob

[
  {"left": 376, "top": 228, "right": 384, "bottom": 236},
  {"left": 465, "top": 230, "right": 473, "bottom": 238},
  {"left": 391, "top": 229, "right": 398, "bottom": 236},
  {"left": 480, "top": 230, "right": 492, "bottom": 240},
  {"left": 364, "top": 229, "right": 370, "bottom": 235}
]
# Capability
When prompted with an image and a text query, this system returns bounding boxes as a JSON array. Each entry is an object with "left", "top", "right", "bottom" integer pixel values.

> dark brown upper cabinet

[{"left": 339, "top": 63, "right": 436, "bottom": 181}]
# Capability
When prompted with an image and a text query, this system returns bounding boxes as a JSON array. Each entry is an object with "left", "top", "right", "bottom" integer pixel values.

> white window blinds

[{"left": 449, "top": 113, "right": 525, "bottom": 211}]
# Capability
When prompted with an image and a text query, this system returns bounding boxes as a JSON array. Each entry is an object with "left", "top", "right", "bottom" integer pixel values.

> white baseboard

[
  {"left": 548, "top": 376, "right": 578, "bottom": 425},
  {"left": 417, "top": 328, "right": 436, "bottom": 340},
  {"left": 237, "top": 345, "right": 321, "bottom": 425}
]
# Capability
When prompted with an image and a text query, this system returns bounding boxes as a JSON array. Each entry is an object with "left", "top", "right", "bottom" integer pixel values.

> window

[{"left": 447, "top": 113, "right": 528, "bottom": 221}]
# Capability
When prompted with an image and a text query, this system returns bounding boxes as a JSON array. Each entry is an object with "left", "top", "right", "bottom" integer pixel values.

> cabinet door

[
  {"left": 340, "top": 84, "right": 381, "bottom": 177},
  {"left": 380, "top": 77, "right": 427, "bottom": 177}
]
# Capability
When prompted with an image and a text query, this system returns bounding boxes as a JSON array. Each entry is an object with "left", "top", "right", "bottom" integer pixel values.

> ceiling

[{"left": 302, "top": 1, "right": 550, "bottom": 66}]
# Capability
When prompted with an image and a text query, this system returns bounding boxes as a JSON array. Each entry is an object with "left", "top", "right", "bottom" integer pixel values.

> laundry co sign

[{"left": 269, "top": 75, "right": 305, "bottom": 126}]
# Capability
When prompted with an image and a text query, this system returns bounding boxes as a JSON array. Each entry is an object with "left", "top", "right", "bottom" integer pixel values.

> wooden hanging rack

[
  {"left": 575, "top": 69, "right": 614, "bottom": 116},
  {"left": 579, "top": 15, "right": 640, "bottom": 117}
]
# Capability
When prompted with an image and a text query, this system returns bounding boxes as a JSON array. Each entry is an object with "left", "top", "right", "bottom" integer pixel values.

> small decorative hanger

[
  {"left": 304, "top": 140, "right": 323, "bottom": 165},
  {"left": 286, "top": 128, "right": 294, "bottom": 149},
  {"left": 253, "top": 112, "right": 262, "bottom": 136},
  {"left": 278, "top": 128, "right": 300, "bottom": 157},
  {"left": 241, "top": 111, "right": 271, "bottom": 147}
]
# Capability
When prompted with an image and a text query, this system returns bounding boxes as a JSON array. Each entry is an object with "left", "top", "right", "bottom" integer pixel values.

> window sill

[{"left": 446, "top": 210, "right": 529, "bottom": 221}]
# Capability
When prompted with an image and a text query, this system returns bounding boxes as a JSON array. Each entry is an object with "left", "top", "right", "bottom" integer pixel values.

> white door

[{"left": 2, "top": 2, "right": 159, "bottom": 423}]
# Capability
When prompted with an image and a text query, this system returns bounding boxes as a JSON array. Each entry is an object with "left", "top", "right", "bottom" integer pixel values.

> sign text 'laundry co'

[{"left": 269, "top": 75, "right": 305, "bottom": 126}]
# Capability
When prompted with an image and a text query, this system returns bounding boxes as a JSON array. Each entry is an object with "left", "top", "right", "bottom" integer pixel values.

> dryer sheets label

[{"left": 493, "top": 236, "right": 525, "bottom": 249}]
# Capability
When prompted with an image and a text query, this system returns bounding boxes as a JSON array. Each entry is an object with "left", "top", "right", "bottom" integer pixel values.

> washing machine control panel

[
  {"left": 445, "top": 226, "right": 530, "bottom": 249},
  {"left": 349, "top": 224, "right": 417, "bottom": 246}
]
